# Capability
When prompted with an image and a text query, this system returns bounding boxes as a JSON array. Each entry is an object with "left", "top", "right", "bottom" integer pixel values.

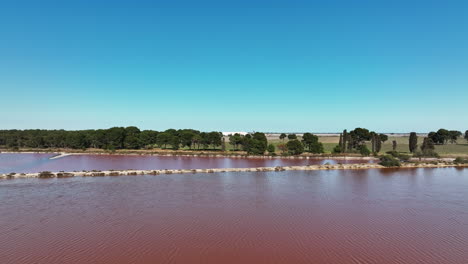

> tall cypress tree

[
  {"left": 342, "top": 129, "right": 348, "bottom": 153},
  {"left": 338, "top": 133, "right": 343, "bottom": 150},
  {"left": 409, "top": 132, "right": 418, "bottom": 153},
  {"left": 221, "top": 137, "right": 226, "bottom": 152},
  {"left": 421, "top": 137, "right": 435, "bottom": 152},
  {"left": 347, "top": 136, "right": 354, "bottom": 152},
  {"left": 375, "top": 136, "right": 382, "bottom": 153}
]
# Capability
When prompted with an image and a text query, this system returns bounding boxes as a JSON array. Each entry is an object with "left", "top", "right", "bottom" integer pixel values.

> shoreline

[
  {"left": 2, "top": 163, "right": 467, "bottom": 179},
  {"left": 0, "top": 150, "right": 378, "bottom": 161}
]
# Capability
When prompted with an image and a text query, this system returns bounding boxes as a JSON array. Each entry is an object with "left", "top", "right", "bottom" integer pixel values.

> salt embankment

[
  {"left": 49, "top": 153, "right": 74, "bottom": 160},
  {"left": 1, "top": 162, "right": 467, "bottom": 179}
]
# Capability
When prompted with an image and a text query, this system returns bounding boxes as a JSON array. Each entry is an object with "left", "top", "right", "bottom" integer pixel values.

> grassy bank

[
  {"left": 265, "top": 136, "right": 468, "bottom": 157},
  {"left": 2, "top": 135, "right": 467, "bottom": 158}
]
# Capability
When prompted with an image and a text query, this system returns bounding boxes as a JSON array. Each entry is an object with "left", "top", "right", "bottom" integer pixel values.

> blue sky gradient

[{"left": 1, "top": 0, "right": 467, "bottom": 132}]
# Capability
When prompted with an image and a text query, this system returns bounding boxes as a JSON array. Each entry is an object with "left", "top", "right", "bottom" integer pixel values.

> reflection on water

[
  {"left": 1, "top": 168, "right": 468, "bottom": 263},
  {"left": 0, "top": 153, "right": 55, "bottom": 173}
]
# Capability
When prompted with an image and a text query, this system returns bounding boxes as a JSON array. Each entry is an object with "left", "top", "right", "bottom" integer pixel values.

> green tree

[
  {"left": 302, "top": 133, "right": 324, "bottom": 153},
  {"left": 369, "top": 133, "right": 382, "bottom": 154},
  {"left": 370, "top": 133, "right": 382, "bottom": 154},
  {"left": 347, "top": 134, "right": 354, "bottom": 152},
  {"left": 221, "top": 137, "right": 226, "bottom": 151},
  {"left": 342, "top": 129, "right": 347, "bottom": 153},
  {"left": 409, "top": 132, "right": 418, "bottom": 153},
  {"left": 392, "top": 140, "right": 397, "bottom": 151},
  {"left": 229, "top": 133, "right": 243, "bottom": 150},
  {"left": 379, "top": 134, "right": 388, "bottom": 143},
  {"left": 418, "top": 137, "right": 439, "bottom": 157},
  {"left": 429, "top": 129, "right": 450, "bottom": 145},
  {"left": 465, "top": 130, "right": 468, "bottom": 142},
  {"left": 287, "top": 134, "right": 297, "bottom": 140},
  {"left": 178, "top": 130, "right": 196, "bottom": 149},
  {"left": 243, "top": 132, "right": 268, "bottom": 155},
  {"left": 192, "top": 134, "right": 202, "bottom": 149},
  {"left": 359, "top": 145, "right": 371, "bottom": 156},
  {"left": 349, "top": 128, "right": 371, "bottom": 149},
  {"left": 449, "top": 130, "right": 462, "bottom": 144},
  {"left": 106, "top": 127, "right": 126, "bottom": 149},
  {"left": 208, "top": 132, "right": 222, "bottom": 150},
  {"left": 338, "top": 133, "right": 343, "bottom": 150},
  {"left": 286, "top": 139, "right": 304, "bottom": 155},
  {"left": 156, "top": 132, "right": 172, "bottom": 148},
  {"left": 379, "top": 155, "right": 401, "bottom": 167},
  {"left": 279, "top": 133, "right": 287, "bottom": 142},
  {"left": 375, "top": 137, "right": 382, "bottom": 153},
  {"left": 332, "top": 145, "right": 342, "bottom": 154},
  {"left": 66, "top": 131, "right": 89, "bottom": 149},
  {"left": 124, "top": 126, "right": 141, "bottom": 149},
  {"left": 199, "top": 132, "right": 210, "bottom": 149},
  {"left": 302, "top": 133, "right": 315, "bottom": 148},
  {"left": 421, "top": 137, "right": 435, "bottom": 152},
  {"left": 267, "top": 144, "right": 275, "bottom": 154},
  {"left": 170, "top": 135, "right": 180, "bottom": 150},
  {"left": 139, "top": 130, "right": 159, "bottom": 148}
]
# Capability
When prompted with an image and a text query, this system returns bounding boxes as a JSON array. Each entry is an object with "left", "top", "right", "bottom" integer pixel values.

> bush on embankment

[
  {"left": 38, "top": 171, "right": 54, "bottom": 178},
  {"left": 379, "top": 155, "right": 401, "bottom": 167},
  {"left": 385, "top": 151, "right": 411, "bottom": 162},
  {"left": 454, "top": 157, "right": 468, "bottom": 164}
]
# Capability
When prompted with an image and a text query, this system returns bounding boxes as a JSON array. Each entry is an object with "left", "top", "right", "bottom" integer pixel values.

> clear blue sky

[{"left": 1, "top": 0, "right": 467, "bottom": 132}]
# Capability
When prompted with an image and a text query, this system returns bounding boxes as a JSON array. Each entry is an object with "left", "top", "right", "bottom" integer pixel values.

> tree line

[
  {"left": 408, "top": 129, "right": 467, "bottom": 158},
  {"left": 428, "top": 129, "right": 464, "bottom": 145},
  {"left": 1, "top": 127, "right": 467, "bottom": 156},
  {"left": 0, "top": 128, "right": 326, "bottom": 156},
  {"left": 229, "top": 132, "right": 324, "bottom": 155},
  {"left": 0, "top": 127, "right": 223, "bottom": 151},
  {"left": 334, "top": 128, "right": 468, "bottom": 157},
  {"left": 333, "top": 128, "right": 388, "bottom": 156}
]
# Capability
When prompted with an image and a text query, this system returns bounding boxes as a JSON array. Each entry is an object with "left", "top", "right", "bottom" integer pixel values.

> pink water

[
  {"left": 1, "top": 168, "right": 468, "bottom": 263},
  {"left": 0, "top": 153, "right": 369, "bottom": 173}
]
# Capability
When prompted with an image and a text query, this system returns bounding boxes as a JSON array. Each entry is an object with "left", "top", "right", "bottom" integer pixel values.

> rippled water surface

[
  {"left": 1, "top": 168, "right": 468, "bottom": 263},
  {"left": 0, "top": 153, "right": 367, "bottom": 173}
]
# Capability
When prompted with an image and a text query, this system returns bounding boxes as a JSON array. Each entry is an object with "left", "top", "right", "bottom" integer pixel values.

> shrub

[
  {"left": 379, "top": 155, "right": 401, "bottom": 167},
  {"left": 38, "top": 171, "right": 54, "bottom": 178},
  {"left": 385, "top": 151, "right": 410, "bottom": 161},
  {"left": 277, "top": 143, "right": 287, "bottom": 154},
  {"left": 332, "top": 145, "right": 342, "bottom": 154},
  {"left": 286, "top": 140, "right": 304, "bottom": 155},
  {"left": 267, "top": 144, "right": 276, "bottom": 154},
  {"left": 386, "top": 151, "right": 399, "bottom": 157},
  {"left": 359, "top": 145, "right": 371, "bottom": 156},
  {"left": 413, "top": 150, "right": 440, "bottom": 159},
  {"left": 454, "top": 157, "right": 468, "bottom": 164},
  {"left": 398, "top": 154, "right": 411, "bottom": 162},
  {"left": 422, "top": 150, "right": 440, "bottom": 158},
  {"left": 57, "top": 172, "right": 74, "bottom": 178}
]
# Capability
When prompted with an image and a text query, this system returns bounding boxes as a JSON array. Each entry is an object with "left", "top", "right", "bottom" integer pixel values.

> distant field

[
  {"left": 265, "top": 136, "right": 468, "bottom": 157},
  {"left": 6, "top": 135, "right": 466, "bottom": 158}
]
